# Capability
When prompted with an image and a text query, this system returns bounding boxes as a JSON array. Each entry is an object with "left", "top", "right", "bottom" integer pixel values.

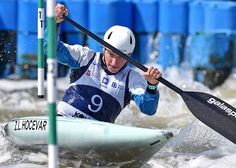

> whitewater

[{"left": 0, "top": 63, "right": 236, "bottom": 168}]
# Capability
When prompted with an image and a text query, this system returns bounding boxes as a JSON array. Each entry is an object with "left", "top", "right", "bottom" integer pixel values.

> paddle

[{"left": 62, "top": 15, "right": 236, "bottom": 145}]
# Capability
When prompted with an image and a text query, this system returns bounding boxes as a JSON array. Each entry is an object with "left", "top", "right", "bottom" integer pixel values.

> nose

[{"left": 111, "top": 57, "right": 118, "bottom": 66}]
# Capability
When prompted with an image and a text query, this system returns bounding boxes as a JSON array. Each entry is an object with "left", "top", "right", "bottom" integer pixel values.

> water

[{"left": 0, "top": 64, "right": 236, "bottom": 168}]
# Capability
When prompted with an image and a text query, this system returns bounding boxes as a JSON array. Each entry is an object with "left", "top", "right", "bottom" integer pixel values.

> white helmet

[{"left": 104, "top": 25, "right": 135, "bottom": 54}]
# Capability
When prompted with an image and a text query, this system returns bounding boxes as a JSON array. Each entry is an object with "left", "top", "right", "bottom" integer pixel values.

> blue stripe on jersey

[{"left": 62, "top": 85, "right": 122, "bottom": 123}]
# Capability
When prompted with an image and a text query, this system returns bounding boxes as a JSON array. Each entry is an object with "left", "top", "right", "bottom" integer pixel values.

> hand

[
  {"left": 55, "top": 3, "right": 68, "bottom": 23},
  {"left": 142, "top": 67, "right": 162, "bottom": 85}
]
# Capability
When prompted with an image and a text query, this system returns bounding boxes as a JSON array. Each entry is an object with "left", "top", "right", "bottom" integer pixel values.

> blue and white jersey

[
  {"left": 44, "top": 28, "right": 160, "bottom": 123},
  {"left": 58, "top": 53, "right": 132, "bottom": 123}
]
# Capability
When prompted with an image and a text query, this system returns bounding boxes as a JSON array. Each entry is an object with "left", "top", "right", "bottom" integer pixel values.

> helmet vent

[
  {"left": 130, "top": 36, "right": 132, "bottom": 44},
  {"left": 108, "top": 32, "right": 113, "bottom": 39}
]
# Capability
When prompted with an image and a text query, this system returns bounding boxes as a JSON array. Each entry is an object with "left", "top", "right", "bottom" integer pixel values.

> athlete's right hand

[{"left": 55, "top": 3, "right": 68, "bottom": 23}]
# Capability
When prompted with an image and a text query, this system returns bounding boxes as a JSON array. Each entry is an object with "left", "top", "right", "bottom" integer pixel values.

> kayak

[{"left": 3, "top": 116, "right": 173, "bottom": 167}]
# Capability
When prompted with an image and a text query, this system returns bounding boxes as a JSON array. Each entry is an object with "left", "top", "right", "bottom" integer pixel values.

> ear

[{"left": 103, "top": 47, "right": 106, "bottom": 53}]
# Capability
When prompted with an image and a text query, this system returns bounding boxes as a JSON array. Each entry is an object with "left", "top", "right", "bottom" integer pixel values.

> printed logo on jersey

[
  {"left": 121, "top": 72, "right": 126, "bottom": 80},
  {"left": 73, "top": 111, "right": 88, "bottom": 118},
  {"left": 118, "top": 84, "right": 124, "bottom": 90},
  {"left": 111, "top": 82, "right": 117, "bottom": 88},
  {"left": 86, "top": 70, "right": 91, "bottom": 76},
  {"left": 86, "top": 70, "right": 100, "bottom": 80},
  {"left": 102, "top": 77, "right": 109, "bottom": 85},
  {"left": 111, "top": 82, "right": 124, "bottom": 90},
  {"left": 93, "top": 61, "right": 101, "bottom": 68}
]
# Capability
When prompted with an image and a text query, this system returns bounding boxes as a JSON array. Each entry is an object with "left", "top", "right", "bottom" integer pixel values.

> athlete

[{"left": 43, "top": 3, "right": 162, "bottom": 123}]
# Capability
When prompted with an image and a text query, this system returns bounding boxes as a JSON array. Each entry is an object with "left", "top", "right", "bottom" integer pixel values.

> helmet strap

[{"left": 102, "top": 53, "right": 108, "bottom": 70}]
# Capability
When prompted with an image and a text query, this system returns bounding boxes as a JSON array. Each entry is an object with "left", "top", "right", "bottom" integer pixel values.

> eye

[{"left": 108, "top": 52, "right": 114, "bottom": 57}]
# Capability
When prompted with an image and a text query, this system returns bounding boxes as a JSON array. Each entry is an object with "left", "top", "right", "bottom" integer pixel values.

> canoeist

[{"left": 43, "top": 3, "right": 162, "bottom": 123}]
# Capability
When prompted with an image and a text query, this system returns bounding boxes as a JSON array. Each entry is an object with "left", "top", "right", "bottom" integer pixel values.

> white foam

[{"left": 1, "top": 65, "right": 236, "bottom": 167}]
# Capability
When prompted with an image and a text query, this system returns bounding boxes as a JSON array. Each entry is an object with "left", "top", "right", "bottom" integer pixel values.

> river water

[{"left": 0, "top": 63, "right": 236, "bottom": 168}]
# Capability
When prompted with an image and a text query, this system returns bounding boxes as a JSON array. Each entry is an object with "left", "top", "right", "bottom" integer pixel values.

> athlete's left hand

[{"left": 142, "top": 67, "right": 162, "bottom": 85}]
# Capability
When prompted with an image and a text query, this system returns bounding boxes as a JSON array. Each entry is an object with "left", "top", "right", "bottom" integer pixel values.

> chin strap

[{"left": 102, "top": 54, "right": 108, "bottom": 70}]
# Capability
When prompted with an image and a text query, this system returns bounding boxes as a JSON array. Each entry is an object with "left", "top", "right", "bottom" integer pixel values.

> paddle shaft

[{"left": 62, "top": 15, "right": 183, "bottom": 95}]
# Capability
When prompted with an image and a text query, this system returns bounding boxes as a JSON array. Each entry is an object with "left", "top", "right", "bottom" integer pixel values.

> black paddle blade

[{"left": 181, "top": 91, "right": 236, "bottom": 144}]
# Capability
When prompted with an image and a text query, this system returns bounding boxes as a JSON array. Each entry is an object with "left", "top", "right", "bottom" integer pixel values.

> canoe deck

[{"left": 4, "top": 116, "right": 173, "bottom": 167}]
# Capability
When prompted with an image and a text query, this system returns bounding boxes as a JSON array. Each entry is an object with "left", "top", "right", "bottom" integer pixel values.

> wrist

[
  {"left": 56, "top": 22, "right": 61, "bottom": 32},
  {"left": 146, "top": 82, "right": 158, "bottom": 94},
  {"left": 147, "top": 82, "right": 158, "bottom": 90}
]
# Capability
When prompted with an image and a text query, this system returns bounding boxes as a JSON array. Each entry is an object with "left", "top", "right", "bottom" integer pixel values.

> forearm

[
  {"left": 131, "top": 90, "right": 160, "bottom": 116},
  {"left": 43, "top": 27, "right": 80, "bottom": 68},
  {"left": 43, "top": 27, "right": 60, "bottom": 55}
]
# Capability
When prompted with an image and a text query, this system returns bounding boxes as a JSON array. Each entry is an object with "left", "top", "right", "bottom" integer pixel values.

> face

[{"left": 103, "top": 48, "right": 128, "bottom": 73}]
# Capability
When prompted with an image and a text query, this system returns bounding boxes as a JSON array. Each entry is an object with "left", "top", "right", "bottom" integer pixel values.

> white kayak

[{"left": 3, "top": 116, "right": 173, "bottom": 167}]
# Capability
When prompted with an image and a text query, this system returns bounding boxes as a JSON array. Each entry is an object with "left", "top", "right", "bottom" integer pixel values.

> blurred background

[
  {"left": 1, "top": 1, "right": 236, "bottom": 167},
  {"left": 1, "top": 0, "right": 236, "bottom": 89}
]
